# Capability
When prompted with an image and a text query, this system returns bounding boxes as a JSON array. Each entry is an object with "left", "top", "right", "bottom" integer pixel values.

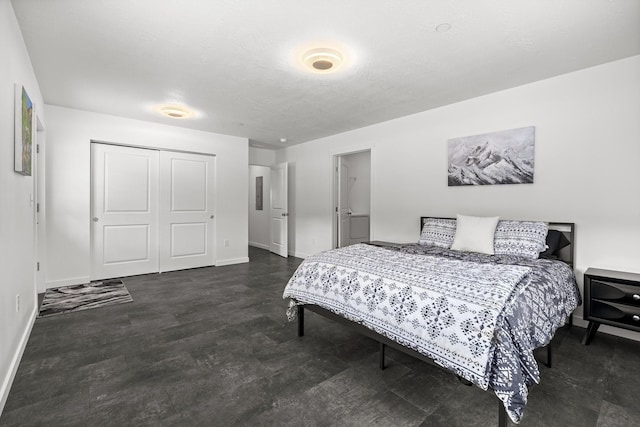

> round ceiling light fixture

[
  {"left": 303, "top": 47, "right": 344, "bottom": 73},
  {"left": 158, "top": 104, "right": 193, "bottom": 119}
]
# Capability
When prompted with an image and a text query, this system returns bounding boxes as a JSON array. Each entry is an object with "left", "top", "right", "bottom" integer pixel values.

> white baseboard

[
  {"left": 216, "top": 257, "right": 250, "bottom": 266},
  {"left": 45, "top": 276, "right": 90, "bottom": 289},
  {"left": 0, "top": 305, "right": 37, "bottom": 416},
  {"left": 248, "top": 243, "right": 306, "bottom": 259},
  {"left": 290, "top": 250, "right": 309, "bottom": 259},
  {"left": 248, "top": 242, "right": 270, "bottom": 250}
]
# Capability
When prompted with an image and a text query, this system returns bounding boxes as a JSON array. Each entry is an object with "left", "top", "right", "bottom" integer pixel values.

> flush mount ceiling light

[
  {"left": 303, "top": 47, "right": 344, "bottom": 73},
  {"left": 158, "top": 104, "right": 193, "bottom": 119}
]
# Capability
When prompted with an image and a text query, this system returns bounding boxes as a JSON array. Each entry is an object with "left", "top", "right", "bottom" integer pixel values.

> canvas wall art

[
  {"left": 14, "top": 84, "right": 34, "bottom": 176},
  {"left": 447, "top": 126, "right": 535, "bottom": 186}
]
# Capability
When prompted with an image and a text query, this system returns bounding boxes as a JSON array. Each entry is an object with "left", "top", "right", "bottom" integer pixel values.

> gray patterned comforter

[{"left": 282, "top": 243, "right": 580, "bottom": 423}]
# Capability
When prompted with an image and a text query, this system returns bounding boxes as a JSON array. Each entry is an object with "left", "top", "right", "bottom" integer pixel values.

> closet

[{"left": 91, "top": 143, "right": 216, "bottom": 280}]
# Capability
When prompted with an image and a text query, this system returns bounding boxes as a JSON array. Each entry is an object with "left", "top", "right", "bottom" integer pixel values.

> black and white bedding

[{"left": 283, "top": 242, "right": 580, "bottom": 423}]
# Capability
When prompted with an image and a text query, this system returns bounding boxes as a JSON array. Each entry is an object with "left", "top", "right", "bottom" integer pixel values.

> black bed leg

[
  {"left": 379, "top": 342, "right": 386, "bottom": 370},
  {"left": 498, "top": 401, "right": 508, "bottom": 427},
  {"left": 297, "top": 306, "right": 305, "bottom": 337},
  {"left": 546, "top": 344, "right": 552, "bottom": 368},
  {"left": 568, "top": 313, "right": 573, "bottom": 328}
]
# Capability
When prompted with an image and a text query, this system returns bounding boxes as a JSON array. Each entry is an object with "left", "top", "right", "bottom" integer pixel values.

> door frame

[
  {"left": 337, "top": 156, "right": 350, "bottom": 248},
  {"left": 34, "top": 115, "right": 46, "bottom": 294},
  {"left": 331, "top": 147, "right": 373, "bottom": 249}
]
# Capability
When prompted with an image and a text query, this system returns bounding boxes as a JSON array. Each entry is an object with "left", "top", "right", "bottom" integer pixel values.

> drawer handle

[
  {"left": 634, "top": 315, "right": 640, "bottom": 322},
  {"left": 634, "top": 294, "right": 640, "bottom": 301}
]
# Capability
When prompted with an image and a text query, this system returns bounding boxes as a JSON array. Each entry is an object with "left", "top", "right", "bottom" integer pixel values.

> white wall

[
  {"left": 249, "top": 146, "right": 276, "bottom": 166},
  {"left": 248, "top": 165, "right": 271, "bottom": 250},
  {"left": 44, "top": 105, "right": 249, "bottom": 287},
  {"left": 0, "top": 0, "right": 45, "bottom": 413},
  {"left": 276, "top": 56, "right": 640, "bottom": 337}
]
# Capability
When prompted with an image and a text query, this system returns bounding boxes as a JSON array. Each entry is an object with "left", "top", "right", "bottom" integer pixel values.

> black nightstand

[{"left": 582, "top": 268, "right": 640, "bottom": 345}]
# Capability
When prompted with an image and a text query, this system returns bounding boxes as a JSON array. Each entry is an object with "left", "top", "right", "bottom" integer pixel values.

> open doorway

[
  {"left": 248, "top": 162, "right": 288, "bottom": 257},
  {"left": 249, "top": 164, "right": 271, "bottom": 251},
  {"left": 334, "top": 150, "right": 371, "bottom": 248}
]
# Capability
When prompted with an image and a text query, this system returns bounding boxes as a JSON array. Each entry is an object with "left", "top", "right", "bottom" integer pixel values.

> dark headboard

[{"left": 419, "top": 216, "right": 575, "bottom": 267}]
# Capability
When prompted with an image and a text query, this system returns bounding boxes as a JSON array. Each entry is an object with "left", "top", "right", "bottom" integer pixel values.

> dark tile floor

[{"left": 2, "top": 246, "right": 639, "bottom": 426}]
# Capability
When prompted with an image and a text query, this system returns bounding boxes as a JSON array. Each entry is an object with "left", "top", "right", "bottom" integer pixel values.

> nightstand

[{"left": 582, "top": 268, "right": 640, "bottom": 345}]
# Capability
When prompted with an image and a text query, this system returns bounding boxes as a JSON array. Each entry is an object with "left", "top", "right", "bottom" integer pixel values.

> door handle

[
  {"left": 210, "top": 215, "right": 214, "bottom": 219},
  {"left": 281, "top": 213, "right": 289, "bottom": 217},
  {"left": 92, "top": 217, "right": 99, "bottom": 222}
]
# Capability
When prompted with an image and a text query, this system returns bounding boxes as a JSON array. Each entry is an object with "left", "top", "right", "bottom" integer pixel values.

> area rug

[{"left": 38, "top": 279, "right": 133, "bottom": 317}]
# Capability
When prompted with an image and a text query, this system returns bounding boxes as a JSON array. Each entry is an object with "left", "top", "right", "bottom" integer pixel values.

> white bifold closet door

[
  {"left": 91, "top": 143, "right": 215, "bottom": 281},
  {"left": 158, "top": 150, "right": 215, "bottom": 272},
  {"left": 91, "top": 144, "right": 160, "bottom": 280}
]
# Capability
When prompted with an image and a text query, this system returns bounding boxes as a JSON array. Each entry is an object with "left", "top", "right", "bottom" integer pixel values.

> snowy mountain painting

[{"left": 447, "top": 126, "right": 535, "bottom": 186}]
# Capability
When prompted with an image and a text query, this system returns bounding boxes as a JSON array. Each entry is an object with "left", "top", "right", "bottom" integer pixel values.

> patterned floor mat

[{"left": 38, "top": 279, "right": 133, "bottom": 317}]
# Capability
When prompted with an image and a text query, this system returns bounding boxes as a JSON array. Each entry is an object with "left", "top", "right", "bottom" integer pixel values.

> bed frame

[{"left": 295, "top": 217, "right": 576, "bottom": 426}]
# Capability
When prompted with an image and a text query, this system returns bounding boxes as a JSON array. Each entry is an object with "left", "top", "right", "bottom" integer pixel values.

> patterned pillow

[
  {"left": 419, "top": 218, "right": 457, "bottom": 247},
  {"left": 494, "top": 220, "right": 549, "bottom": 259}
]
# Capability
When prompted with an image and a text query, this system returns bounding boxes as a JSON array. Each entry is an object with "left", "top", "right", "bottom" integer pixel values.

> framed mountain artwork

[{"left": 447, "top": 126, "right": 535, "bottom": 186}]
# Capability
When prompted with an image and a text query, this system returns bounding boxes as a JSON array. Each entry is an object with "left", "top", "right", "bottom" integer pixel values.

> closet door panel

[
  {"left": 171, "top": 223, "right": 206, "bottom": 257},
  {"left": 91, "top": 144, "right": 159, "bottom": 280},
  {"left": 159, "top": 151, "right": 215, "bottom": 272}
]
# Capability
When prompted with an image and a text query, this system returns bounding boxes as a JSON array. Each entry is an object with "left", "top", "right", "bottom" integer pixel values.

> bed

[{"left": 282, "top": 216, "right": 580, "bottom": 425}]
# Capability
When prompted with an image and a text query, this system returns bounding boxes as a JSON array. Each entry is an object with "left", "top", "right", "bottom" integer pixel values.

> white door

[
  {"left": 270, "top": 162, "right": 288, "bottom": 257},
  {"left": 159, "top": 151, "right": 215, "bottom": 272},
  {"left": 91, "top": 144, "right": 159, "bottom": 280},
  {"left": 338, "top": 157, "right": 350, "bottom": 247}
]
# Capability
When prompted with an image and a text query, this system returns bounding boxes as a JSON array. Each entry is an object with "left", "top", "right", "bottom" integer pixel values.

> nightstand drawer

[
  {"left": 591, "top": 280, "right": 640, "bottom": 306},
  {"left": 591, "top": 299, "right": 640, "bottom": 330}
]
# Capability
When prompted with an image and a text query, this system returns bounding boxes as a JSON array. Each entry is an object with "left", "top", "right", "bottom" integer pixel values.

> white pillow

[{"left": 450, "top": 214, "right": 500, "bottom": 255}]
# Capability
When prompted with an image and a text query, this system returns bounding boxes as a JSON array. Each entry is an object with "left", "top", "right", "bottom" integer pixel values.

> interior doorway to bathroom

[{"left": 333, "top": 150, "right": 371, "bottom": 248}]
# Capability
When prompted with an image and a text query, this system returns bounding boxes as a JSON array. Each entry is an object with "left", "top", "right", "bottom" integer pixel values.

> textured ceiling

[{"left": 11, "top": 0, "right": 640, "bottom": 148}]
